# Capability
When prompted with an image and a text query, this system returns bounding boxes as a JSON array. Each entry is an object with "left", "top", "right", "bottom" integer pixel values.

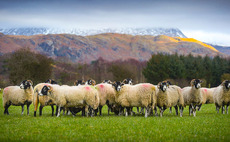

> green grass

[{"left": 0, "top": 92, "right": 229, "bottom": 142}]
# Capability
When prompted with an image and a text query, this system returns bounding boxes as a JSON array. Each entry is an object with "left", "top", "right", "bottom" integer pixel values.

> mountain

[
  {"left": 0, "top": 27, "right": 187, "bottom": 38},
  {"left": 0, "top": 33, "right": 225, "bottom": 63},
  {"left": 208, "top": 44, "right": 230, "bottom": 56}
]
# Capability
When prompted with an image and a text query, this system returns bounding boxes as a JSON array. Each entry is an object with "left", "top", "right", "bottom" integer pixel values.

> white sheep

[
  {"left": 33, "top": 83, "right": 56, "bottom": 117},
  {"left": 39, "top": 84, "right": 99, "bottom": 117},
  {"left": 156, "top": 81, "right": 184, "bottom": 117},
  {"left": 113, "top": 82, "right": 156, "bottom": 117},
  {"left": 182, "top": 79, "right": 203, "bottom": 117},
  {"left": 213, "top": 80, "right": 230, "bottom": 114},
  {"left": 196, "top": 87, "right": 216, "bottom": 111},
  {"left": 95, "top": 83, "right": 117, "bottom": 115},
  {"left": 3, "top": 80, "right": 33, "bottom": 115}
]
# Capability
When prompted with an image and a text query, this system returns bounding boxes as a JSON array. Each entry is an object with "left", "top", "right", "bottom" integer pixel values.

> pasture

[{"left": 0, "top": 92, "right": 229, "bottom": 142}]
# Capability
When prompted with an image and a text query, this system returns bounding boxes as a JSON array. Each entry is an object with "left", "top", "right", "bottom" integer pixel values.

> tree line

[
  {"left": 143, "top": 53, "right": 230, "bottom": 87},
  {"left": 0, "top": 48, "right": 229, "bottom": 88}
]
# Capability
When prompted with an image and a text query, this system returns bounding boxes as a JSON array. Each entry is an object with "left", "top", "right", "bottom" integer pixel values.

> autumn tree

[{"left": 6, "top": 48, "right": 53, "bottom": 85}]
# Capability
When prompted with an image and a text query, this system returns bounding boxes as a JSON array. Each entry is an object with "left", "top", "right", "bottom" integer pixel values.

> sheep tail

[
  {"left": 178, "top": 88, "right": 185, "bottom": 107},
  {"left": 33, "top": 88, "right": 39, "bottom": 116}
]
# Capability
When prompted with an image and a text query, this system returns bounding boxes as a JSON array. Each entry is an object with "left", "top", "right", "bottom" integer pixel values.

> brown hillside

[{"left": 0, "top": 33, "right": 226, "bottom": 63}]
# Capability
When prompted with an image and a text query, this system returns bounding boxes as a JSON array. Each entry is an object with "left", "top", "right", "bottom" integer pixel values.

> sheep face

[
  {"left": 112, "top": 81, "right": 124, "bottom": 92},
  {"left": 159, "top": 82, "right": 168, "bottom": 92},
  {"left": 19, "top": 80, "right": 33, "bottom": 89},
  {"left": 192, "top": 79, "right": 202, "bottom": 89},
  {"left": 39, "top": 85, "right": 52, "bottom": 96},
  {"left": 223, "top": 80, "right": 230, "bottom": 90},
  {"left": 122, "top": 78, "right": 133, "bottom": 85},
  {"left": 74, "top": 80, "right": 85, "bottom": 86},
  {"left": 45, "top": 79, "right": 57, "bottom": 84},
  {"left": 102, "top": 80, "right": 112, "bottom": 84},
  {"left": 85, "top": 79, "right": 96, "bottom": 86}
]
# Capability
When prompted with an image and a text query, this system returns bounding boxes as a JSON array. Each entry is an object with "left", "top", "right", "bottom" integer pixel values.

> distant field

[{"left": 0, "top": 92, "right": 229, "bottom": 142}]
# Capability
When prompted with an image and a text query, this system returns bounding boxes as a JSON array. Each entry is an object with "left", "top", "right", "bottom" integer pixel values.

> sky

[{"left": 0, "top": 0, "right": 230, "bottom": 46}]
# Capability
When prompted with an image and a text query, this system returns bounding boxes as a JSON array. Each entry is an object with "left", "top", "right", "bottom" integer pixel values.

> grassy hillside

[{"left": 0, "top": 92, "right": 229, "bottom": 141}]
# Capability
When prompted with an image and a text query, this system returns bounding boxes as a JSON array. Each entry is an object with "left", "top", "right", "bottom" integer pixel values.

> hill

[{"left": 0, "top": 33, "right": 226, "bottom": 63}]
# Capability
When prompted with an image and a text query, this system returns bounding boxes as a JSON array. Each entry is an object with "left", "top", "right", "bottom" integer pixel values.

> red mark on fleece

[
  {"left": 3, "top": 88, "right": 9, "bottom": 94},
  {"left": 85, "top": 86, "right": 91, "bottom": 91},
  {"left": 142, "top": 84, "right": 149, "bottom": 88},
  {"left": 99, "top": 84, "right": 104, "bottom": 89},
  {"left": 202, "top": 89, "right": 207, "bottom": 95}
]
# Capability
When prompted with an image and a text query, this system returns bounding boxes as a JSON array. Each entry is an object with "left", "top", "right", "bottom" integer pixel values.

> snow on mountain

[{"left": 0, "top": 27, "right": 187, "bottom": 38}]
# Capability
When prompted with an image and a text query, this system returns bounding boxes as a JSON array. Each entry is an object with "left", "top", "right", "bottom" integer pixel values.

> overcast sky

[{"left": 0, "top": 0, "right": 230, "bottom": 46}]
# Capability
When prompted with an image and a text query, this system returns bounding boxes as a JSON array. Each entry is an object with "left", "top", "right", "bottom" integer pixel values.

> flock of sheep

[{"left": 2, "top": 78, "right": 230, "bottom": 117}]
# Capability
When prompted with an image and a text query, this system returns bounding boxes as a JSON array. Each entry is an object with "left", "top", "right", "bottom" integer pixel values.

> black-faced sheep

[
  {"left": 182, "top": 79, "right": 203, "bottom": 117},
  {"left": 156, "top": 81, "right": 184, "bottom": 117},
  {"left": 74, "top": 80, "right": 85, "bottom": 86},
  {"left": 95, "top": 83, "right": 117, "bottom": 115},
  {"left": 113, "top": 81, "right": 156, "bottom": 117},
  {"left": 3, "top": 80, "right": 33, "bottom": 115},
  {"left": 102, "top": 80, "right": 113, "bottom": 84},
  {"left": 213, "top": 80, "right": 230, "bottom": 114},
  {"left": 33, "top": 83, "right": 57, "bottom": 117},
  {"left": 39, "top": 84, "right": 99, "bottom": 117}
]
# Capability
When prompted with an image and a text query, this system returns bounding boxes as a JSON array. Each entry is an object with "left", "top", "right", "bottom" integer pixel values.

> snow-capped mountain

[{"left": 0, "top": 27, "right": 187, "bottom": 38}]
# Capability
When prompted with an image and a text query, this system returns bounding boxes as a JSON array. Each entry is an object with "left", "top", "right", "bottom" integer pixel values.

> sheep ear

[
  {"left": 74, "top": 81, "right": 77, "bottom": 86},
  {"left": 121, "top": 83, "right": 125, "bottom": 86},
  {"left": 47, "top": 85, "right": 52, "bottom": 92},
  {"left": 190, "top": 79, "right": 195, "bottom": 86},
  {"left": 92, "top": 80, "right": 96, "bottom": 86},
  {"left": 157, "top": 82, "right": 161, "bottom": 89},
  {"left": 27, "top": 80, "right": 33, "bottom": 86}
]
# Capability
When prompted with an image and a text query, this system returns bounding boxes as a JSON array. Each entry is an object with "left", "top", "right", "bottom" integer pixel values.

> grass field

[{"left": 0, "top": 92, "right": 229, "bottom": 142}]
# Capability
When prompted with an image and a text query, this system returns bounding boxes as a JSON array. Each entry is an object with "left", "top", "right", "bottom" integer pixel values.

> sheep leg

[
  {"left": 154, "top": 107, "right": 158, "bottom": 116},
  {"left": 179, "top": 106, "right": 183, "bottom": 117},
  {"left": 222, "top": 106, "right": 225, "bottom": 114},
  {"left": 21, "top": 105, "right": 24, "bottom": 115},
  {"left": 226, "top": 105, "right": 229, "bottom": 114},
  {"left": 125, "top": 108, "right": 128, "bottom": 117},
  {"left": 189, "top": 105, "right": 192, "bottom": 116},
  {"left": 160, "top": 107, "right": 163, "bottom": 117},
  {"left": 145, "top": 107, "right": 148, "bottom": 118},
  {"left": 27, "top": 102, "right": 31, "bottom": 115},
  {"left": 191, "top": 104, "right": 196, "bottom": 117},
  {"left": 216, "top": 105, "right": 220, "bottom": 114},
  {"left": 85, "top": 106, "right": 89, "bottom": 117},
  {"left": 39, "top": 105, "right": 43, "bottom": 116},
  {"left": 82, "top": 107, "right": 85, "bottom": 116},
  {"left": 4, "top": 104, "right": 10, "bottom": 115},
  {"left": 51, "top": 105, "right": 54, "bottom": 116},
  {"left": 169, "top": 107, "right": 172, "bottom": 113},
  {"left": 57, "top": 106, "right": 61, "bottom": 117},
  {"left": 174, "top": 106, "right": 178, "bottom": 115},
  {"left": 137, "top": 107, "right": 139, "bottom": 113},
  {"left": 197, "top": 104, "right": 202, "bottom": 111}
]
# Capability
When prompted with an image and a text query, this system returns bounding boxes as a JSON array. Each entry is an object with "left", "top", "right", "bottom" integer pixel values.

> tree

[{"left": 7, "top": 48, "right": 53, "bottom": 84}]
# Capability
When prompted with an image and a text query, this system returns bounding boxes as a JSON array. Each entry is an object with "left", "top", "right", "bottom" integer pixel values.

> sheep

[
  {"left": 39, "top": 84, "right": 99, "bottom": 117},
  {"left": 74, "top": 80, "right": 85, "bottom": 86},
  {"left": 102, "top": 80, "right": 113, "bottom": 84},
  {"left": 3, "top": 80, "right": 33, "bottom": 115},
  {"left": 196, "top": 87, "right": 216, "bottom": 111},
  {"left": 33, "top": 83, "right": 57, "bottom": 117},
  {"left": 95, "top": 83, "right": 117, "bottom": 115},
  {"left": 85, "top": 79, "right": 96, "bottom": 86},
  {"left": 213, "top": 80, "right": 230, "bottom": 114},
  {"left": 182, "top": 79, "right": 203, "bottom": 117},
  {"left": 45, "top": 79, "right": 58, "bottom": 84},
  {"left": 156, "top": 81, "right": 184, "bottom": 117},
  {"left": 112, "top": 81, "right": 156, "bottom": 117}
]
